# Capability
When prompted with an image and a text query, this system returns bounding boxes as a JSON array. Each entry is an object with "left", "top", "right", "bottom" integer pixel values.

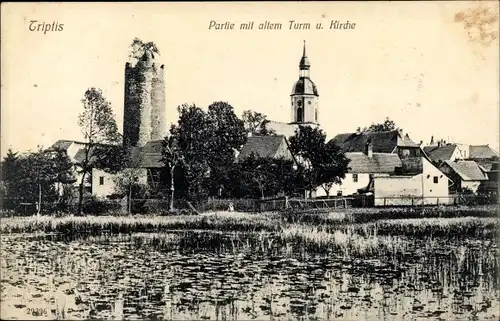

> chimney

[
  {"left": 437, "top": 140, "right": 442, "bottom": 147},
  {"left": 356, "top": 127, "right": 361, "bottom": 135},
  {"left": 419, "top": 140, "right": 423, "bottom": 146},
  {"left": 430, "top": 135, "right": 434, "bottom": 145},
  {"left": 366, "top": 140, "right": 373, "bottom": 158},
  {"left": 398, "top": 128, "right": 404, "bottom": 137}
]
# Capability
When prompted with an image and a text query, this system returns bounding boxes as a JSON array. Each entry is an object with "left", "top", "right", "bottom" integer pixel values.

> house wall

[
  {"left": 91, "top": 168, "right": 148, "bottom": 198},
  {"left": 462, "top": 181, "right": 481, "bottom": 193},
  {"left": 373, "top": 157, "right": 450, "bottom": 206},
  {"left": 274, "top": 140, "right": 295, "bottom": 161},
  {"left": 315, "top": 173, "right": 387, "bottom": 197}
]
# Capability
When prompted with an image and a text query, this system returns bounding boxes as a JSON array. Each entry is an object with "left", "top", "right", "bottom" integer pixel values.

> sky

[{"left": 1, "top": 2, "right": 499, "bottom": 157}]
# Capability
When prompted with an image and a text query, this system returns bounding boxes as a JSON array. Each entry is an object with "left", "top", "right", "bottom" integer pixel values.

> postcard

[{"left": 1, "top": 2, "right": 499, "bottom": 320}]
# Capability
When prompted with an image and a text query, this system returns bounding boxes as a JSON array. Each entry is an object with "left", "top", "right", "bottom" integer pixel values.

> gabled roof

[
  {"left": 345, "top": 152, "right": 402, "bottom": 173},
  {"left": 423, "top": 144, "right": 459, "bottom": 163},
  {"left": 442, "top": 160, "right": 488, "bottom": 181},
  {"left": 138, "top": 140, "right": 164, "bottom": 168},
  {"left": 469, "top": 145, "right": 498, "bottom": 159},
  {"left": 473, "top": 158, "right": 498, "bottom": 172},
  {"left": 236, "top": 135, "right": 294, "bottom": 163},
  {"left": 330, "top": 130, "right": 420, "bottom": 153},
  {"left": 49, "top": 140, "right": 76, "bottom": 151},
  {"left": 263, "top": 121, "right": 300, "bottom": 138}
]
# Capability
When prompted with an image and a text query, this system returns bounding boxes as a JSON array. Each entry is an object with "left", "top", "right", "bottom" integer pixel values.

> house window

[
  {"left": 353, "top": 174, "right": 358, "bottom": 182},
  {"left": 99, "top": 176, "right": 105, "bottom": 186},
  {"left": 433, "top": 176, "right": 438, "bottom": 184}
]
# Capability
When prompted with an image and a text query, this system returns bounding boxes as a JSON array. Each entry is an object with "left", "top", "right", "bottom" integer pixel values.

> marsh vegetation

[{"left": 1, "top": 209, "right": 499, "bottom": 320}]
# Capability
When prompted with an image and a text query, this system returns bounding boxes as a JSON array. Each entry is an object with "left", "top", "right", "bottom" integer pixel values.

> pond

[{"left": 1, "top": 231, "right": 499, "bottom": 320}]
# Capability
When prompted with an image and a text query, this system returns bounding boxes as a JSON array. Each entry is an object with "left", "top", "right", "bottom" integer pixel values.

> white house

[
  {"left": 314, "top": 140, "right": 402, "bottom": 197},
  {"left": 372, "top": 156, "right": 451, "bottom": 206},
  {"left": 438, "top": 160, "right": 489, "bottom": 193}
]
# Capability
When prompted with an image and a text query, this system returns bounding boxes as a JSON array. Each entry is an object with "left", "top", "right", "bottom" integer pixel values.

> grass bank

[{"left": 1, "top": 208, "right": 498, "bottom": 239}]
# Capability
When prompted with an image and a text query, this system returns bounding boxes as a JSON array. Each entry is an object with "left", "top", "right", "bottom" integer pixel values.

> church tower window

[{"left": 297, "top": 107, "right": 304, "bottom": 123}]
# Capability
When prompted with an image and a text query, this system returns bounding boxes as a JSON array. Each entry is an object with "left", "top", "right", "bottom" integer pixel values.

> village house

[
  {"left": 423, "top": 142, "right": 464, "bottom": 165},
  {"left": 235, "top": 135, "right": 298, "bottom": 166},
  {"left": 372, "top": 156, "right": 451, "bottom": 206},
  {"left": 92, "top": 140, "right": 165, "bottom": 198},
  {"left": 478, "top": 162, "right": 499, "bottom": 194},
  {"left": 330, "top": 128, "right": 422, "bottom": 160},
  {"left": 314, "top": 140, "right": 402, "bottom": 197},
  {"left": 313, "top": 129, "right": 422, "bottom": 197},
  {"left": 438, "top": 160, "right": 489, "bottom": 193}
]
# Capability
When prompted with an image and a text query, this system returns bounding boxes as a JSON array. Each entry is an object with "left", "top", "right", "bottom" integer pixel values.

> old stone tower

[
  {"left": 123, "top": 49, "right": 167, "bottom": 148},
  {"left": 290, "top": 41, "right": 319, "bottom": 125}
]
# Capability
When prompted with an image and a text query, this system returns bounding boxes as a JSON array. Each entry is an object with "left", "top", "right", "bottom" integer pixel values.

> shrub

[{"left": 82, "top": 195, "right": 123, "bottom": 215}]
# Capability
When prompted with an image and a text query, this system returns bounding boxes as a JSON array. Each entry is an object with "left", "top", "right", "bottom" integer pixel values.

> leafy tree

[
  {"left": 231, "top": 154, "right": 298, "bottom": 199},
  {"left": 289, "top": 126, "right": 350, "bottom": 198},
  {"left": 206, "top": 102, "right": 247, "bottom": 196},
  {"left": 171, "top": 104, "right": 211, "bottom": 203},
  {"left": 129, "top": 38, "right": 160, "bottom": 62},
  {"left": 111, "top": 146, "right": 148, "bottom": 214},
  {"left": 361, "top": 117, "right": 398, "bottom": 132},
  {"left": 76, "top": 87, "right": 120, "bottom": 215},
  {"left": 0, "top": 147, "right": 76, "bottom": 213},
  {"left": 241, "top": 110, "right": 277, "bottom": 136}
]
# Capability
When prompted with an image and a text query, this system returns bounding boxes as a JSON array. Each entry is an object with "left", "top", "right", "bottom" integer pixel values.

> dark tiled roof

[
  {"left": 49, "top": 140, "right": 75, "bottom": 151},
  {"left": 473, "top": 159, "right": 498, "bottom": 172},
  {"left": 423, "top": 144, "right": 458, "bottom": 163},
  {"left": 442, "top": 160, "right": 488, "bottom": 181},
  {"left": 330, "top": 130, "right": 420, "bottom": 153},
  {"left": 469, "top": 145, "right": 498, "bottom": 159},
  {"left": 292, "top": 77, "right": 318, "bottom": 96},
  {"left": 236, "top": 135, "right": 288, "bottom": 162},
  {"left": 345, "top": 152, "right": 402, "bottom": 173}
]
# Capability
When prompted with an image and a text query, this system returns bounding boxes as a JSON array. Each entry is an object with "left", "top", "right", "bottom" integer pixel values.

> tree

[
  {"left": 362, "top": 117, "right": 398, "bottom": 132},
  {"left": 289, "top": 126, "right": 350, "bottom": 198},
  {"left": 76, "top": 88, "right": 120, "bottom": 215},
  {"left": 1, "top": 147, "right": 76, "bottom": 213},
  {"left": 111, "top": 146, "right": 146, "bottom": 214},
  {"left": 161, "top": 134, "right": 184, "bottom": 211},
  {"left": 129, "top": 38, "right": 160, "bottom": 63},
  {"left": 206, "top": 102, "right": 247, "bottom": 196},
  {"left": 231, "top": 154, "right": 298, "bottom": 199},
  {"left": 241, "top": 110, "right": 277, "bottom": 136},
  {"left": 0, "top": 149, "right": 20, "bottom": 201},
  {"left": 171, "top": 104, "right": 211, "bottom": 203}
]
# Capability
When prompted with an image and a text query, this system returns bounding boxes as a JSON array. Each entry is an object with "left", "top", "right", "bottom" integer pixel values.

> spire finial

[{"left": 303, "top": 40, "right": 307, "bottom": 57}]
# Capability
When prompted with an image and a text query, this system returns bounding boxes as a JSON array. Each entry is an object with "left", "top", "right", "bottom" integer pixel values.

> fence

[
  {"left": 2, "top": 193, "right": 497, "bottom": 216},
  {"left": 370, "top": 194, "right": 498, "bottom": 207}
]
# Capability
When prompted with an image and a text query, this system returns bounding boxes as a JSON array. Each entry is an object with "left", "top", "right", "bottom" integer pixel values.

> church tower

[{"left": 290, "top": 41, "right": 319, "bottom": 125}]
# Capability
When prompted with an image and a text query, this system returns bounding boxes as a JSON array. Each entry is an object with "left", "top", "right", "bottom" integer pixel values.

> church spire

[{"left": 299, "top": 40, "right": 311, "bottom": 77}]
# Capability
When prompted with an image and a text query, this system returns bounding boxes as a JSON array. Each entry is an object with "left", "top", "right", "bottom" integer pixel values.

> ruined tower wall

[
  {"left": 123, "top": 52, "right": 166, "bottom": 148},
  {"left": 150, "top": 64, "right": 166, "bottom": 141}
]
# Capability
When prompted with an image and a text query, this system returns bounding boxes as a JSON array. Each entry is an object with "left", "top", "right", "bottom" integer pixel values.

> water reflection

[{"left": 0, "top": 232, "right": 498, "bottom": 320}]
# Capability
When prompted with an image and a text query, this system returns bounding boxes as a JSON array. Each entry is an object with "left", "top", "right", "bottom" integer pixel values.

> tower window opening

[
  {"left": 315, "top": 108, "right": 318, "bottom": 122},
  {"left": 297, "top": 107, "right": 304, "bottom": 123}
]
